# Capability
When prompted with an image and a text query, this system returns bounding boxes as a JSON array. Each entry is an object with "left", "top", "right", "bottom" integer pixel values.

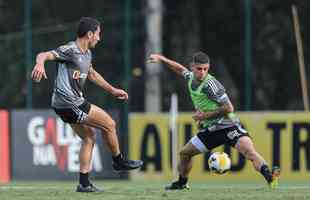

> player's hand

[
  {"left": 31, "top": 63, "right": 47, "bottom": 82},
  {"left": 147, "top": 54, "right": 165, "bottom": 63},
  {"left": 112, "top": 88, "right": 129, "bottom": 100},
  {"left": 192, "top": 110, "right": 206, "bottom": 121}
]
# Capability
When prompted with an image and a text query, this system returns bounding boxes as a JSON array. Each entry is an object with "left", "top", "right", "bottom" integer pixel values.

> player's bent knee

[
  {"left": 109, "top": 119, "right": 116, "bottom": 129},
  {"left": 179, "top": 144, "right": 198, "bottom": 159},
  {"left": 236, "top": 137, "right": 256, "bottom": 159},
  {"left": 102, "top": 119, "right": 116, "bottom": 133},
  {"left": 179, "top": 148, "right": 191, "bottom": 159},
  {"left": 236, "top": 136, "right": 253, "bottom": 150}
]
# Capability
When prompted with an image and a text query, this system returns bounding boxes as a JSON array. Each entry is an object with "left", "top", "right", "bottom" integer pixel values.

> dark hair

[
  {"left": 77, "top": 17, "right": 100, "bottom": 38},
  {"left": 192, "top": 51, "right": 210, "bottom": 64}
]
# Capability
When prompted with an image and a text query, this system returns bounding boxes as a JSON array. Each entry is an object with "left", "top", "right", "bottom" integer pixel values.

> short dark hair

[
  {"left": 77, "top": 17, "right": 100, "bottom": 38},
  {"left": 192, "top": 51, "right": 210, "bottom": 64}
]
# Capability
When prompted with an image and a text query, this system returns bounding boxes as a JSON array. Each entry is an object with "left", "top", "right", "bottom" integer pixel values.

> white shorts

[{"left": 190, "top": 136, "right": 208, "bottom": 153}]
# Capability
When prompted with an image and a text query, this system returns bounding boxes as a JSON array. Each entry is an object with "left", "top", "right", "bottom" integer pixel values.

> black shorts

[
  {"left": 53, "top": 100, "right": 91, "bottom": 124},
  {"left": 194, "top": 124, "right": 250, "bottom": 151}
]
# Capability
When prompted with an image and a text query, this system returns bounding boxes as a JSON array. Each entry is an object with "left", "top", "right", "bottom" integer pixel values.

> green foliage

[{"left": 0, "top": 0, "right": 309, "bottom": 110}]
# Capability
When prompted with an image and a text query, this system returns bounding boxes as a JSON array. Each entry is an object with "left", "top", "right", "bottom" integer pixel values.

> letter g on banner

[{"left": 28, "top": 116, "right": 46, "bottom": 145}]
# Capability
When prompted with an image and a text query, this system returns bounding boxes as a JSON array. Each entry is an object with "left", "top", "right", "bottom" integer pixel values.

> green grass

[{"left": 0, "top": 181, "right": 309, "bottom": 200}]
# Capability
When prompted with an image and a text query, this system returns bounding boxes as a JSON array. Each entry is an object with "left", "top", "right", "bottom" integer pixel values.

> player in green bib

[{"left": 148, "top": 52, "right": 280, "bottom": 190}]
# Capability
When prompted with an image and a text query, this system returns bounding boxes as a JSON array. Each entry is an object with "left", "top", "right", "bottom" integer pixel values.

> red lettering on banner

[
  {"left": 45, "top": 117, "right": 68, "bottom": 171},
  {"left": 0, "top": 111, "right": 10, "bottom": 183}
]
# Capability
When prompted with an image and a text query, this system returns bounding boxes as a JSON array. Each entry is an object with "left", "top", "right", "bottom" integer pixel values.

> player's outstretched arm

[
  {"left": 88, "top": 66, "right": 128, "bottom": 100},
  {"left": 31, "top": 51, "right": 56, "bottom": 82},
  {"left": 148, "top": 54, "right": 187, "bottom": 76}
]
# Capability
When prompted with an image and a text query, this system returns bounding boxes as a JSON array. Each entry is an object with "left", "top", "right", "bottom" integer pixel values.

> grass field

[{"left": 0, "top": 181, "right": 309, "bottom": 200}]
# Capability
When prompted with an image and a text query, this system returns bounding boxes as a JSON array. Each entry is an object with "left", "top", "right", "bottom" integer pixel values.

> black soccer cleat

[
  {"left": 165, "top": 181, "right": 190, "bottom": 190},
  {"left": 76, "top": 183, "right": 103, "bottom": 193},
  {"left": 112, "top": 159, "right": 143, "bottom": 172}
]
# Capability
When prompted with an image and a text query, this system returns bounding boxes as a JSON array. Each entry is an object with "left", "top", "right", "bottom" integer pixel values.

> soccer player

[
  {"left": 31, "top": 17, "right": 143, "bottom": 192},
  {"left": 148, "top": 52, "right": 280, "bottom": 190}
]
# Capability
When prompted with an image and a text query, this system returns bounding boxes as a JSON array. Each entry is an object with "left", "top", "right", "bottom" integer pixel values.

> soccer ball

[{"left": 208, "top": 152, "right": 231, "bottom": 174}]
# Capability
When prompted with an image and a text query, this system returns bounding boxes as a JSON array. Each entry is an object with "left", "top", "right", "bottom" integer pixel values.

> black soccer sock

[
  {"left": 112, "top": 153, "right": 123, "bottom": 163},
  {"left": 260, "top": 164, "right": 272, "bottom": 183},
  {"left": 79, "top": 172, "right": 90, "bottom": 187},
  {"left": 178, "top": 176, "right": 188, "bottom": 185}
]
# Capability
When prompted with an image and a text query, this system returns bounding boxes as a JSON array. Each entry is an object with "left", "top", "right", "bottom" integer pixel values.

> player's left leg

[
  {"left": 235, "top": 136, "right": 280, "bottom": 188},
  {"left": 71, "top": 124, "right": 102, "bottom": 193},
  {"left": 178, "top": 142, "right": 201, "bottom": 178}
]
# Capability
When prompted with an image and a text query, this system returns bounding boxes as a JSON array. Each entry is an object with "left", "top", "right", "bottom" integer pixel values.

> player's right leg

[
  {"left": 84, "top": 104, "right": 143, "bottom": 171},
  {"left": 165, "top": 137, "right": 202, "bottom": 190}
]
